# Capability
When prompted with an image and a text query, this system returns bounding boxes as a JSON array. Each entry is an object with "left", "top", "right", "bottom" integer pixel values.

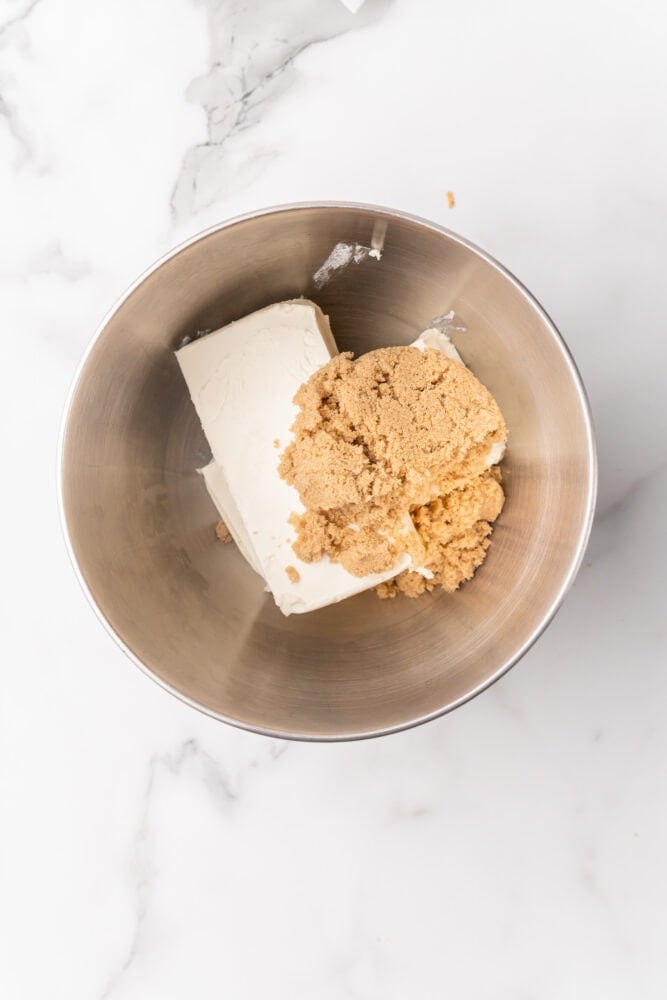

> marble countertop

[{"left": 2, "top": 0, "right": 666, "bottom": 996}]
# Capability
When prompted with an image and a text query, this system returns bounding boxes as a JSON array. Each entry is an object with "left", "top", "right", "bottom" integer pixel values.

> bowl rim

[{"left": 57, "top": 200, "right": 598, "bottom": 741}]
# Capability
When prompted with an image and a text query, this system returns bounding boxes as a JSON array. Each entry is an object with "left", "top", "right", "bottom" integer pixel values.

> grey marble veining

[{"left": 171, "top": 0, "right": 390, "bottom": 219}]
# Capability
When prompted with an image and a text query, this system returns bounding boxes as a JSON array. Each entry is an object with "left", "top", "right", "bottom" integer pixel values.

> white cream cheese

[
  {"left": 199, "top": 460, "right": 264, "bottom": 578},
  {"left": 412, "top": 327, "right": 465, "bottom": 364},
  {"left": 176, "top": 300, "right": 410, "bottom": 615}
]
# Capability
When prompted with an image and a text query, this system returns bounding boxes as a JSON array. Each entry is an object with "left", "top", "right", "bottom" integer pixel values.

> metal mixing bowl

[{"left": 59, "top": 203, "right": 596, "bottom": 740}]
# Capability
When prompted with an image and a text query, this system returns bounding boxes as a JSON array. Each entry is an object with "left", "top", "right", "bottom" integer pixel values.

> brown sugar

[
  {"left": 446, "top": 190, "right": 456, "bottom": 209},
  {"left": 285, "top": 565, "right": 301, "bottom": 583},
  {"left": 376, "top": 471, "right": 504, "bottom": 598},
  {"left": 279, "top": 345, "right": 506, "bottom": 599},
  {"left": 215, "top": 519, "right": 232, "bottom": 543}
]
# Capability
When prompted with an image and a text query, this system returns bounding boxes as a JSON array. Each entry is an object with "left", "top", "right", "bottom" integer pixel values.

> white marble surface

[{"left": 1, "top": 1, "right": 666, "bottom": 996}]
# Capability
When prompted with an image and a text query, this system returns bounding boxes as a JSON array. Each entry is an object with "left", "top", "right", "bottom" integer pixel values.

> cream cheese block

[
  {"left": 176, "top": 300, "right": 411, "bottom": 615},
  {"left": 199, "top": 460, "right": 264, "bottom": 578}
]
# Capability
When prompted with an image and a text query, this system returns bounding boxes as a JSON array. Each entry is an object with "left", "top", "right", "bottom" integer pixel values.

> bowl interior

[{"left": 60, "top": 205, "right": 595, "bottom": 738}]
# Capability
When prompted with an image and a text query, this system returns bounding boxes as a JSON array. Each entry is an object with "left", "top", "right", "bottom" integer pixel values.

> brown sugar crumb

[
  {"left": 273, "top": 438, "right": 281, "bottom": 449},
  {"left": 215, "top": 519, "right": 232, "bottom": 543},
  {"left": 279, "top": 346, "right": 506, "bottom": 599},
  {"left": 446, "top": 190, "right": 456, "bottom": 209},
  {"left": 285, "top": 565, "right": 300, "bottom": 583},
  {"left": 377, "top": 472, "right": 504, "bottom": 598}
]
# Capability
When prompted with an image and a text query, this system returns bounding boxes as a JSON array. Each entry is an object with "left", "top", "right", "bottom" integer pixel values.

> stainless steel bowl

[{"left": 59, "top": 203, "right": 596, "bottom": 740}]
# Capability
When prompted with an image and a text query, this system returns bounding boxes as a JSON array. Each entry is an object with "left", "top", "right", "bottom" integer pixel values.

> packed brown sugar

[{"left": 279, "top": 345, "right": 506, "bottom": 599}]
